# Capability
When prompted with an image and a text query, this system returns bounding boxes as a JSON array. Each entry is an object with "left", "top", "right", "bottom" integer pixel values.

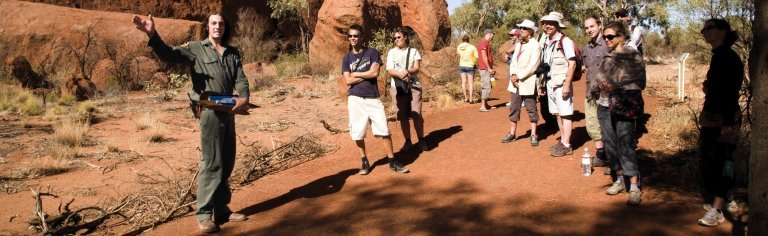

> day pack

[{"left": 557, "top": 34, "right": 583, "bottom": 81}]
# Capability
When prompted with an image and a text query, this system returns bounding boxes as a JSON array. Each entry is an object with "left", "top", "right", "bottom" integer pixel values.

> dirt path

[{"left": 147, "top": 64, "right": 731, "bottom": 235}]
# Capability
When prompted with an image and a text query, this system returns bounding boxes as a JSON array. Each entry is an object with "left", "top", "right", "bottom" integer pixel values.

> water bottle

[
  {"left": 490, "top": 76, "right": 496, "bottom": 87},
  {"left": 581, "top": 148, "right": 592, "bottom": 176}
]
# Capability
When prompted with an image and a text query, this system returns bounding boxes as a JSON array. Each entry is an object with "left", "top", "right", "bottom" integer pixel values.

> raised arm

[{"left": 132, "top": 14, "right": 195, "bottom": 64}]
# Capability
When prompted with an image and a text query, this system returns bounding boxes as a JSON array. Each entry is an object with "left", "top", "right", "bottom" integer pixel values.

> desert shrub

[
  {"left": 0, "top": 84, "right": 44, "bottom": 116},
  {"left": 274, "top": 53, "right": 311, "bottom": 79},
  {"left": 58, "top": 93, "right": 77, "bottom": 106},
  {"left": 369, "top": 28, "right": 394, "bottom": 58},
  {"left": 54, "top": 119, "right": 89, "bottom": 147},
  {"left": 145, "top": 73, "right": 189, "bottom": 102},
  {"left": 233, "top": 7, "right": 278, "bottom": 63},
  {"left": 134, "top": 113, "right": 158, "bottom": 131},
  {"left": 76, "top": 101, "right": 97, "bottom": 116}
]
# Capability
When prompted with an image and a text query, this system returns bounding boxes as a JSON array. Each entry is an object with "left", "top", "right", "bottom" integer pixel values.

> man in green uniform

[{"left": 132, "top": 13, "right": 250, "bottom": 233}]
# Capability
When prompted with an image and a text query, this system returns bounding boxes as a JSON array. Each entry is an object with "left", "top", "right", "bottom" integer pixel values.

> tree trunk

[{"left": 749, "top": 0, "right": 768, "bottom": 234}]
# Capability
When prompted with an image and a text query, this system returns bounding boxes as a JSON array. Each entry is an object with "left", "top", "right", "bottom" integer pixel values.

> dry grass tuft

[
  {"left": 433, "top": 93, "right": 458, "bottom": 110},
  {"left": 134, "top": 113, "right": 159, "bottom": 131},
  {"left": 54, "top": 119, "right": 89, "bottom": 147},
  {"left": 76, "top": 101, "right": 97, "bottom": 116},
  {"left": 0, "top": 84, "right": 43, "bottom": 116},
  {"left": 147, "top": 122, "right": 168, "bottom": 143},
  {"left": 21, "top": 155, "right": 74, "bottom": 178}
]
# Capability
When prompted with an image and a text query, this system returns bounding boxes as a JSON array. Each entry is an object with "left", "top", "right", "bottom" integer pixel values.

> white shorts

[
  {"left": 546, "top": 81, "right": 574, "bottom": 116},
  {"left": 348, "top": 96, "right": 390, "bottom": 140}
]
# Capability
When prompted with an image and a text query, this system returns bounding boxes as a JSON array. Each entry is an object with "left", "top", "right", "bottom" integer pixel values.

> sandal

[{"left": 479, "top": 108, "right": 489, "bottom": 112}]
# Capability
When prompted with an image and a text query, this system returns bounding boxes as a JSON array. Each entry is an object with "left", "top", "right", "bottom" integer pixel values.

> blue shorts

[{"left": 459, "top": 66, "right": 475, "bottom": 74}]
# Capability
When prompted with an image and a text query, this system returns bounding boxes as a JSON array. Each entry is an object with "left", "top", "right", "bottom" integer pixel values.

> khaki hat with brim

[{"left": 540, "top": 12, "right": 566, "bottom": 28}]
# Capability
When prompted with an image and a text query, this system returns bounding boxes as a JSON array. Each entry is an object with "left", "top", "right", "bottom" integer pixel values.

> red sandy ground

[{"left": 0, "top": 63, "right": 732, "bottom": 235}]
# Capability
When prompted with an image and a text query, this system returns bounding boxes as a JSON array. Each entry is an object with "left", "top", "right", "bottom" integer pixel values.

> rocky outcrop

[
  {"left": 61, "top": 75, "right": 96, "bottom": 101},
  {"left": 0, "top": 1, "right": 199, "bottom": 82},
  {"left": 309, "top": 0, "right": 451, "bottom": 69}
]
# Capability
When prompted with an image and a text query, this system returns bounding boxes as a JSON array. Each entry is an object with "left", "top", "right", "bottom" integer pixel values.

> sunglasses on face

[
  {"left": 348, "top": 34, "right": 360, "bottom": 39},
  {"left": 394, "top": 36, "right": 403, "bottom": 40},
  {"left": 604, "top": 34, "right": 621, "bottom": 41}
]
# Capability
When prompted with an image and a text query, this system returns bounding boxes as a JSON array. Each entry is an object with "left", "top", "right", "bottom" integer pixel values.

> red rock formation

[
  {"left": 309, "top": 0, "right": 451, "bottom": 69},
  {"left": 0, "top": 1, "right": 198, "bottom": 81}
]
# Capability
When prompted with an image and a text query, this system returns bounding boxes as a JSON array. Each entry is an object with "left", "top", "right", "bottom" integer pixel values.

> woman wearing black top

[{"left": 697, "top": 18, "right": 744, "bottom": 227}]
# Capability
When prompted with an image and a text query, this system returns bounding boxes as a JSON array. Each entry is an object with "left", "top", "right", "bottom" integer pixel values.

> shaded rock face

[
  {"left": 9, "top": 56, "right": 47, "bottom": 89},
  {"left": 309, "top": 0, "right": 451, "bottom": 70}
]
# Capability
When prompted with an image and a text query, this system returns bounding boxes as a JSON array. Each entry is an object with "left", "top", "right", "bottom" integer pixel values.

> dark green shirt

[{"left": 148, "top": 33, "right": 250, "bottom": 102}]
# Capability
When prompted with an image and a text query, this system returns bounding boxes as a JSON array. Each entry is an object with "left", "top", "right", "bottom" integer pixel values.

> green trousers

[{"left": 196, "top": 110, "right": 236, "bottom": 221}]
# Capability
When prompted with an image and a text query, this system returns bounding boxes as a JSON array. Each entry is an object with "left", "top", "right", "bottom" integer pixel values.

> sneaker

[
  {"left": 698, "top": 208, "right": 725, "bottom": 226},
  {"left": 627, "top": 189, "right": 643, "bottom": 205},
  {"left": 550, "top": 144, "right": 573, "bottom": 157},
  {"left": 548, "top": 142, "right": 564, "bottom": 152},
  {"left": 197, "top": 219, "right": 220, "bottom": 233},
  {"left": 505, "top": 102, "right": 511, "bottom": 106},
  {"left": 358, "top": 158, "right": 371, "bottom": 175},
  {"left": 703, "top": 203, "right": 714, "bottom": 211},
  {"left": 592, "top": 158, "right": 608, "bottom": 167},
  {"left": 605, "top": 181, "right": 626, "bottom": 195},
  {"left": 417, "top": 141, "right": 429, "bottom": 152},
  {"left": 501, "top": 133, "right": 516, "bottom": 143},
  {"left": 530, "top": 135, "right": 539, "bottom": 146},
  {"left": 400, "top": 142, "right": 413, "bottom": 152},
  {"left": 389, "top": 159, "right": 409, "bottom": 174}
]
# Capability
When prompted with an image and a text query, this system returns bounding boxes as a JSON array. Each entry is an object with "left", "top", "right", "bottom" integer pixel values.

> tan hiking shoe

[
  {"left": 198, "top": 219, "right": 220, "bottom": 233},
  {"left": 228, "top": 212, "right": 247, "bottom": 222}
]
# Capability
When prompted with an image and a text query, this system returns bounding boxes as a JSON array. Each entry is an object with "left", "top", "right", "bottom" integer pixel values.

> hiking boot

[
  {"left": 550, "top": 144, "right": 573, "bottom": 157},
  {"left": 389, "top": 159, "right": 409, "bottom": 174},
  {"left": 548, "top": 142, "right": 564, "bottom": 152},
  {"left": 198, "top": 219, "right": 220, "bottom": 233},
  {"left": 358, "top": 157, "right": 371, "bottom": 175},
  {"left": 400, "top": 142, "right": 413, "bottom": 152},
  {"left": 627, "top": 189, "right": 643, "bottom": 206},
  {"left": 605, "top": 181, "right": 626, "bottom": 195},
  {"left": 501, "top": 133, "right": 516, "bottom": 143},
  {"left": 530, "top": 135, "right": 539, "bottom": 146},
  {"left": 592, "top": 157, "right": 608, "bottom": 167},
  {"left": 698, "top": 208, "right": 725, "bottom": 226},
  {"left": 228, "top": 213, "right": 247, "bottom": 222},
  {"left": 417, "top": 140, "right": 429, "bottom": 152}
]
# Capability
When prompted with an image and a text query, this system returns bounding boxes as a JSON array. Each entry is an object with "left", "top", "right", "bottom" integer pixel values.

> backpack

[{"left": 556, "top": 34, "right": 583, "bottom": 81}]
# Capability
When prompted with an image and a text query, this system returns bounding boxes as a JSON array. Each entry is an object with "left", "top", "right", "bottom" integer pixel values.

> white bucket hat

[
  {"left": 516, "top": 19, "right": 538, "bottom": 33},
  {"left": 540, "top": 12, "right": 566, "bottom": 28}
]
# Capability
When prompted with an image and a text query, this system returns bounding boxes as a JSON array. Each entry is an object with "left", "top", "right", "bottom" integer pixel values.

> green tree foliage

[{"left": 267, "top": 0, "right": 311, "bottom": 53}]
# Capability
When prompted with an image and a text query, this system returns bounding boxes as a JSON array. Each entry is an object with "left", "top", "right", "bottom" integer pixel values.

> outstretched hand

[{"left": 132, "top": 14, "right": 156, "bottom": 36}]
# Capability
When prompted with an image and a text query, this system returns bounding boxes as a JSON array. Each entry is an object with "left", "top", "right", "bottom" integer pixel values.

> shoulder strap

[
  {"left": 405, "top": 47, "right": 411, "bottom": 70},
  {"left": 352, "top": 48, "right": 367, "bottom": 72}
]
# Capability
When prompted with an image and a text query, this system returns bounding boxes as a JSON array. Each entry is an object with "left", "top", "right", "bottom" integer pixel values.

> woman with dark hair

[
  {"left": 387, "top": 27, "right": 427, "bottom": 152},
  {"left": 697, "top": 18, "right": 743, "bottom": 227},
  {"left": 593, "top": 21, "right": 646, "bottom": 206}
]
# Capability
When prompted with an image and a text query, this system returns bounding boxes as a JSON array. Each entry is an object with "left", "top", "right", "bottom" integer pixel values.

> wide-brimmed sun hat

[
  {"left": 516, "top": 19, "right": 538, "bottom": 33},
  {"left": 540, "top": 12, "right": 566, "bottom": 28}
]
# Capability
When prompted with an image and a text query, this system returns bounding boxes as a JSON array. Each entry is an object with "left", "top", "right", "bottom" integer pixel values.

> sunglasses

[
  {"left": 604, "top": 34, "right": 621, "bottom": 41},
  {"left": 700, "top": 25, "right": 719, "bottom": 34},
  {"left": 394, "top": 36, "right": 403, "bottom": 40},
  {"left": 348, "top": 34, "right": 360, "bottom": 39}
]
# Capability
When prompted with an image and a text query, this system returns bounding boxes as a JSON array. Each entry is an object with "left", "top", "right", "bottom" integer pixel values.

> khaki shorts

[
  {"left": 585, "top": 99, "right": 601, "bottom": 140},
  {"left": 546, "top": 81, "right": 574, "bottom": 116},
  {"left": 348, "top": 96, "right": 390, "bottom": 140},
  {"left": 389, "top": 86, "right": 423, "bottom": 121},
  {"left": 479, "top": 70, "right": 492, "bottom": 99}
]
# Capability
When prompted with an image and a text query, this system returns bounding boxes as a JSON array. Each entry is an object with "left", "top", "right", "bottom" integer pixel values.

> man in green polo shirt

[{"left": 132, "top": 13, "right": 250, "bottom": 233}]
